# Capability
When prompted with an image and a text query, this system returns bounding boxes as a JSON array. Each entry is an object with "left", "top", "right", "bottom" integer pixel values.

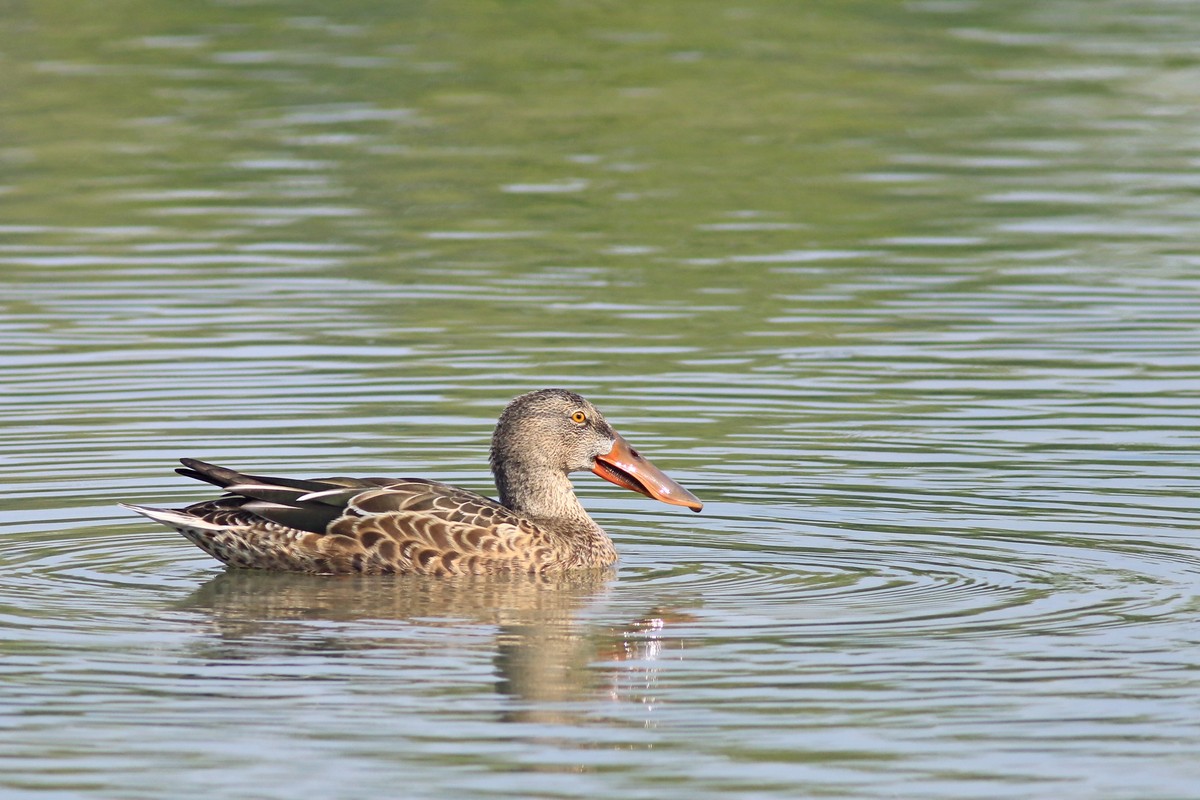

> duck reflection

[{"left": 177, "top": 569, "right": 689, "bottom": 721}]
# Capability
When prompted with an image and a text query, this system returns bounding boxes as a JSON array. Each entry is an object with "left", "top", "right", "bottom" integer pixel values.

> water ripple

[{"left": 614, "top": 509, "right": 1200, "bottom": 643}]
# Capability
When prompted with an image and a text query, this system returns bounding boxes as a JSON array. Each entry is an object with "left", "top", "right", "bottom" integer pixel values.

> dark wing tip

[{"left": 176, "top": 458, "right": 243, "bottom": 489}]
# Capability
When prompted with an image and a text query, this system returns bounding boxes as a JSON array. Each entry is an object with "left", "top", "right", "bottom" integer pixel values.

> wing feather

[{"left": 171, "top": 461, "right": 548, "bottom": 574}]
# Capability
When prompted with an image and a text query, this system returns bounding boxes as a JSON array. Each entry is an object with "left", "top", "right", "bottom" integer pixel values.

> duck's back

[{"left": 123, "top": 461, "right": 604, "bottom": 575}]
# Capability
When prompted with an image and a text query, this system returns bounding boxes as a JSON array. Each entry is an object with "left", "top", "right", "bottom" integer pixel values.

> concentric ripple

[
  {"left": 0, "top": 517, "right": 207, "bottom": 647},
  {"left": 609, "top": 502, "right": 1200, "bottom": 644}
]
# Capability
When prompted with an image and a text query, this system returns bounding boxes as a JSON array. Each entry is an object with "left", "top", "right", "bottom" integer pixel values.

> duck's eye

[{"left": 571, "top": 410, "right": 587, "bottom": 424}]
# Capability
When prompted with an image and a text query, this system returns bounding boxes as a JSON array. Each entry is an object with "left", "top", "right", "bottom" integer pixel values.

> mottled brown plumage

[{"left": 122, "top": 389, "right": 702, "bottom": 575}]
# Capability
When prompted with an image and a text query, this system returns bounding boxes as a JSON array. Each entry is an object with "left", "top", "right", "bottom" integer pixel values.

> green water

[{"left": 3, "top": 1, "right": 1200, "bottom": 798}]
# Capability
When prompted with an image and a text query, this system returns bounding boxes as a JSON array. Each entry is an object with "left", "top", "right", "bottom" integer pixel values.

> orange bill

[{"left": 592, "top": 434, "right": 703, "bottom": 512}]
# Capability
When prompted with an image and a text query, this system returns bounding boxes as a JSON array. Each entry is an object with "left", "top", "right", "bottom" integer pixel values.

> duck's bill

[{"left": 592, "top": 434, "right": 703, "bottom": 512}]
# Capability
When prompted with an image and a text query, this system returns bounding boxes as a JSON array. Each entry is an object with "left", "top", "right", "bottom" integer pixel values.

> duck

[{"left": 121, "top": 389, "right": 702, "bottom": 575}]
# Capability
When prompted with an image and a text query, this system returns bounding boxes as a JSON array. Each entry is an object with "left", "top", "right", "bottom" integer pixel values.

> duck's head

[{"left": 490, "top": 388, "right": 702, "bottom": 512}]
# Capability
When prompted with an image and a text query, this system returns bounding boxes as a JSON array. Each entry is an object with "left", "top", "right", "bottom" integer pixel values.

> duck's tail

[{"left": 118, "top": 503, "right": 226, "bottom": 530}]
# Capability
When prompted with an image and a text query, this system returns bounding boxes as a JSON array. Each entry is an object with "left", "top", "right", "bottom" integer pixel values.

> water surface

[{"left": 3, "top": 1, "right": 1200, "bottom": 797}]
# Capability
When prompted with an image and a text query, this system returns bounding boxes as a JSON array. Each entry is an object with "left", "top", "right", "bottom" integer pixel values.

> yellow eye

[{"left": 571, "top": 410, "right": 587, "bottom": 424}]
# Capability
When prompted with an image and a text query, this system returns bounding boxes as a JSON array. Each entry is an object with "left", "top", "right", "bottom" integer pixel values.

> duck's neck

[{"left": 494, "top": 462, "right": 598, "bottom": 531}]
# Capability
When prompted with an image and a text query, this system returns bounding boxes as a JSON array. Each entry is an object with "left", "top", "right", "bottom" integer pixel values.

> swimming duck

[{"left": 122, "top": 389, "right": 702, "bottom": 575}]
